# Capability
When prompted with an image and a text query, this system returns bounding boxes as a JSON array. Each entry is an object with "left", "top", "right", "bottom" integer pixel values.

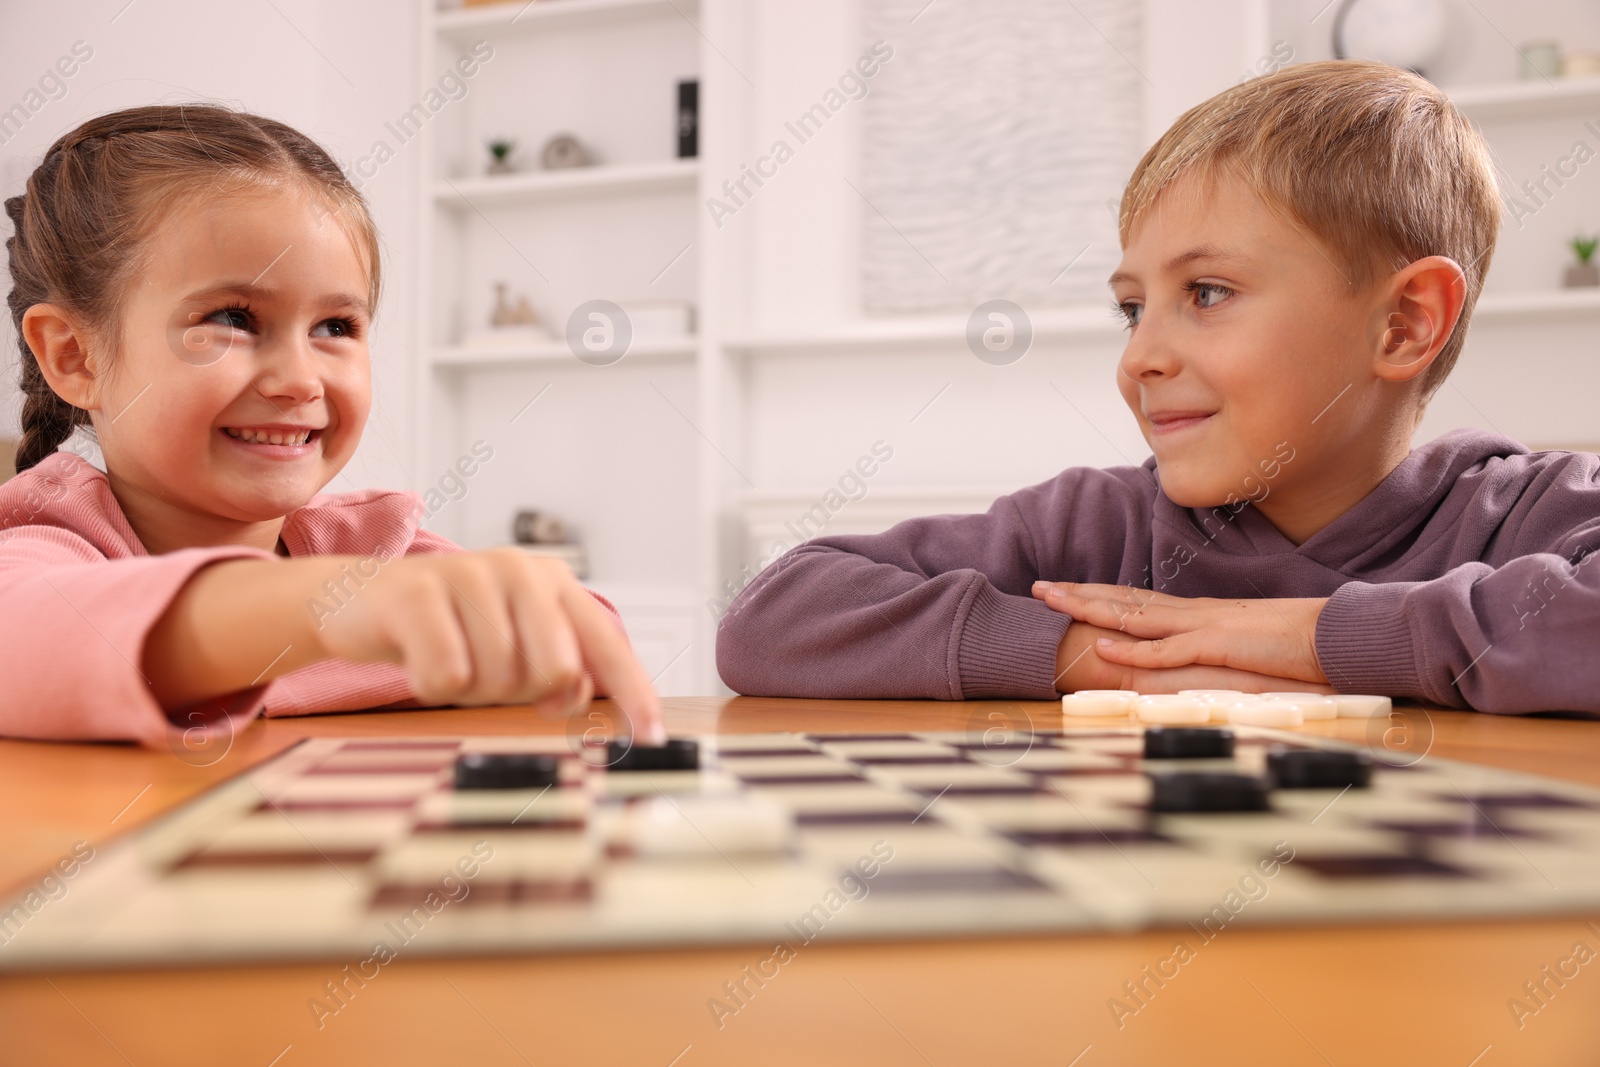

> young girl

[{"left": 1, "top": 104, "right": 661, "bottom": 745}]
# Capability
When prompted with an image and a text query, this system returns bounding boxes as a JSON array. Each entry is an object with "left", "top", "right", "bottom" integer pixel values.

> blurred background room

[{"left": 2, "top": 0, "right": 1597, "bottom": 695}]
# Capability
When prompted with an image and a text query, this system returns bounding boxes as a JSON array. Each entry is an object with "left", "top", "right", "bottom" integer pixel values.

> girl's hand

[
  {"left": 1046, "top": 583, "right": 1334, "bottom": 692},
  {"left": 315, "top": 549, "right": 664, "bottom": 739}
]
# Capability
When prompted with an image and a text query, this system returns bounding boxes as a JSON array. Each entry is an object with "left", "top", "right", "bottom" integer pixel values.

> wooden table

[{"left": 2, "top": 698, "right": 1598, "bottom": 1066}]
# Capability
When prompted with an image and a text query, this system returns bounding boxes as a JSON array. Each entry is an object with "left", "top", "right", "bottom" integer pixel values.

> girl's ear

[{"left": 21, "top": 304, "right": 101, "bottom": 412}]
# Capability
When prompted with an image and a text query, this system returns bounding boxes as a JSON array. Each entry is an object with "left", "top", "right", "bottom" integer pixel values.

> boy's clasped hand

[{"left": 1035, "top": 581, "right": 1332, "bottom": 695}]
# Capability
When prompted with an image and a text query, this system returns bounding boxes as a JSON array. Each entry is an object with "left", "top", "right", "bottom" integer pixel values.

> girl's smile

[{"left": 219, "top": 423, "right": 323, "bottom": 453}]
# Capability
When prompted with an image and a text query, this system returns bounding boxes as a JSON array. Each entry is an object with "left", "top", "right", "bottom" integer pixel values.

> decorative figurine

[
  {"left": 541, "top": 133, "right": 590, "bottom": 170},
  {"left": 490, "top": 282, "right": 542, "bottom": 329},
  {"left": 512, "top": 509, "right": 587, "bottom": 578},
  {"left": 513, "top": 510, "right": 569, "bottom": 545}
]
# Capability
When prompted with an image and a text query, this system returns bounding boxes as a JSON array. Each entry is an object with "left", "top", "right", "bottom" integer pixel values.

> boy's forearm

[
  {"left": 718, "top": 543, "right": 952, "bottom": 697},
  {"left": 143, "top": 557, "right": 352, "bottom": 709},
  {"left": 717, "top": 541, "right": 1068, "bottom": 699}
]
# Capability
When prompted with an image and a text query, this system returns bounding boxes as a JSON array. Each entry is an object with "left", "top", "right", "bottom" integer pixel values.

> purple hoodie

[{"left": 715, "top": 429, "right": 1600, "bottom": 713}]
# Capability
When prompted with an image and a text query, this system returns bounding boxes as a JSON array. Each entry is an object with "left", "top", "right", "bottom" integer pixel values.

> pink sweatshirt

[{"left": 0, "top": 452, "right": 617, "bottom": 745}]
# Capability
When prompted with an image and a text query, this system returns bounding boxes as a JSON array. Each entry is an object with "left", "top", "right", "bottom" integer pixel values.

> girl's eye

[
  {"left": 1113, "top": 301, "right": 1143, "bottom": 328},
  {"left": 205, "top": 307, "right": 252, "bottom": 331},
  {"left": 310, "top": 317, "right": 360, "bottom": 339},
  {"left": 1187, "top": 281, "right": 1234, "bottom": 309}
]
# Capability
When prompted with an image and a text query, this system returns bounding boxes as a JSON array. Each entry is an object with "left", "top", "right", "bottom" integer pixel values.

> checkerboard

[{"left": 5, "top": 726, "right": 1599, "bottom": 969}]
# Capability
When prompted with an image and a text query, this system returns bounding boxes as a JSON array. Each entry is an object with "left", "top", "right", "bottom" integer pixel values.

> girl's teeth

[{"left": 226, "top": 428, "right": 312, "bottom": 445}]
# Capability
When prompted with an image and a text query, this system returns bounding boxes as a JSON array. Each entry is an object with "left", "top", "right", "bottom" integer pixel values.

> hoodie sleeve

[
  {"left": 1315, "top": 451, "right": 1600, "bottom": 712},
  {"left": 715, "top": 467, "right": 1152, "bottom": 700},
  {"left": 1314, "top": 551, "right": 1600, "bottom": 712},
  {"left": 0, "top": 525, "right": 275, "bottom": 743}
]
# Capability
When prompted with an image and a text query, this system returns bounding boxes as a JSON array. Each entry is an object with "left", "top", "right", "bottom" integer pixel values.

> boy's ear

[
  {"left": 1371, "top": 255, "right": 1467, "bottom": 383},
  {"left": 20, "top": 304, "right": 101, "bottom": 411}
]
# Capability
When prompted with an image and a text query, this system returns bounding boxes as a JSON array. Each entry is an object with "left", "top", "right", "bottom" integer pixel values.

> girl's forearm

[{"left": 142, "top": 557, "right": 357, "bottom": 709}]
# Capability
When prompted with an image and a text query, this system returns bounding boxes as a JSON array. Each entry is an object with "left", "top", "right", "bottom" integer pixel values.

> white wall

[
  {"left": 0, "top": 0, "right": 420, "bottom": 491},
  {"left": 715, "top": 1, "right": 1279, "bottom": 504}
]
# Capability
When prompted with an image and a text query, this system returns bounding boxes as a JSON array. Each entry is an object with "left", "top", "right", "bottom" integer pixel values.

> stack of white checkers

[{"left": 1061, "top": 690, "right": 1392, "bottom": 727}]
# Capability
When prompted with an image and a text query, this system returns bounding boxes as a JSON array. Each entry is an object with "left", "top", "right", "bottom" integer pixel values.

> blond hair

[{"left": 1119, "top": 60, "right": 1499, "bottom": 399}]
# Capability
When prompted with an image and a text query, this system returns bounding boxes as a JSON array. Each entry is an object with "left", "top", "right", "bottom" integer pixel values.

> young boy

[{"left": 716, "top": 60, "right": 1600, "bottom": 714}]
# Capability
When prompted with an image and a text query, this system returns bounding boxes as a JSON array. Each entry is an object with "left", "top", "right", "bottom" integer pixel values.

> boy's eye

[
  {"left": 1188, "top": 281, "right": 1234, "bottom": 308},
  {"left": 1114, "top": 301, "right": 1143, "bottom": 328}
]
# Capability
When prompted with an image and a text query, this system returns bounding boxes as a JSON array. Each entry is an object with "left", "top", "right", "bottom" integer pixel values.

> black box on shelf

[{"left": 677, "top": 79, "right": 698, "bottom": 159}]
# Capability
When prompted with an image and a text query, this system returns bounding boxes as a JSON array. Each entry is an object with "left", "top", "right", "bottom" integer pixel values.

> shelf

[
  {"left": 431, "top": 337, "right": 697, "bottom": 370},
  {"left": 1474, "top": 288, "right": 1600, "bottom": 320},
  {"left": 434, "top": 159, "right": 699, "bottom": 209},
  {"left": 723, "top": 304, "right": 1126, "bottom": 355},
  {"left": 1447, "top": 77, "right": 1600, "bottom": 122},
  {"left": 720, "top": 291, "right": 1599, "bottom": 355},
  {"left": 434, "top": 0, "right": 695, "bottom": 41}
]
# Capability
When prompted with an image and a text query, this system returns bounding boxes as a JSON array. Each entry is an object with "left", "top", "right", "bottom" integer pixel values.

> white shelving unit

[
  {"left": 416, "top": 0, "right": 710, "bottom": 695},
  {"left": 1448, "top": 75, "right": 1600, "bottom": 122},
  {"left": 1444, "top": 75, "right": 1600, "bottom": 327},
  {"left": 431, "top": 337, "right": 697, "bottom": 371},
  {"left": 1475, "top": 287, "right": 1600, "bottom": 320},
  {"left": 432, "top": 158, "right": 700, "bottom": 209},
  {"left": 434, "top": 0, "right": 696, "bottom": 40},
  {"left": 723, "top": 305, "right": 1127, "bottom": 357}
]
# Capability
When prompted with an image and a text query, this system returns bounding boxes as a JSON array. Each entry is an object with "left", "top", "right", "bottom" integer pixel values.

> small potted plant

[
  {"left": 486, "top": 138, "right": 517, "bottom": 176},
  {"left": 1566, "top": 234, "right": 1599, "bottom": 288}
]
